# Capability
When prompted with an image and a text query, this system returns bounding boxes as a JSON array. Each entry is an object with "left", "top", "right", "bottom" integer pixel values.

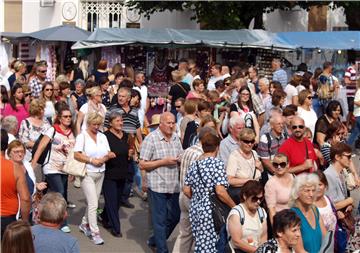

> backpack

[{"left": 317, "top": 74, "right": 334, "bottom": 100}]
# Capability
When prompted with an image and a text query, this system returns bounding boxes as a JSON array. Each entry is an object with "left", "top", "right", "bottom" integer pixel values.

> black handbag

[{"left": 195, "top": 161, "right": 230, "bottom": 234}]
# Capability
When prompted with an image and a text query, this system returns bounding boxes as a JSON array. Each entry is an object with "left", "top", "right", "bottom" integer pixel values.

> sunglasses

[
  {"left": 272, "top": 162, "right": 287, "bottom": 169},
  {"left": 291, "top": 125, "right": 305, "bottom": 130},
  {"left": 307, "top": 96, "right": 313, "bottom": 100},
  {"left": 242, "top": 139, "right": 255, "bottom": 145},
  {"left": 342, "top": 154, "right": 352, "bottom": 159},
  {"left": 62, "top": 115, "right": 72, "bottom": 118},
  {"left": 38, "top": 70, "right": 47, "bottom": 73},
  {"left": 251, "top": 196, "right": 264, "bottom": 203},
  {"left": 175, "top": 106, "right": 181, "bottom": 108},
  {"left": 45, "top": 88, "right": 53, "bottom": 91},
  {"left": 25, "top": 93, "right": 31, "bottom": 97}
]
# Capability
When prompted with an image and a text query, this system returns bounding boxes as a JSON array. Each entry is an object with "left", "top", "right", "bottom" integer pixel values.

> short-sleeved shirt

[
  {"left": 313, "top": 115, "right": 331, "bottom": 146},
  {"left": 43, "top": 126, "right": 75, "bottom": 175},
  {"left": 73, "top": 131, "right": 110, "bottom": 173},
  {"left": 169, "top": 82, "right": 190, "bottom": 110},
  {"left": 218, "top": 135, "right": 239, "bottom": 167},
  {"left": 227, "top": 149, "right": 261, "bottom": 181},
  {"left": 29, "top": 76, "right": 51, "bottom": 98},
  {"left": 284, "top": 84, "right": 298, "bottom": 106},
  {"left": 140, "top": 128, "right": 183, "bottom": 193},
  {"left": 32, "top": 225, "right": 80, "bottom": 253},
  {"left": 104, "top": 104, "right": 140, "bottom": 134},
  {"left": 273, "top": 68, "right": 288, "bottom": 89},
  {"left": 257, "top": 131, "right": 287, "bottom": 160},
  {"left": 324, "top": 164, "right": 347, "bottom": 203},
  {"left": 179, "top": 143, "right": 203, "bottom": 188},
  {"left": 297, "top": 107, "right": 318, "bottom": 136},
  {"left": 354, "top": 89, "right": 360, "bottom": 117},
  {"left": 344, "top": 66, "right": 357, "bottom": 97},
  {"left": 278, "top": 137, "right": 317, "bottom": 174},
  {"left": 79, "top": 102, "right": 107, "bottom": 132},
  {"left": 264, "top": 175, "right": 293, "bottom": 212}
]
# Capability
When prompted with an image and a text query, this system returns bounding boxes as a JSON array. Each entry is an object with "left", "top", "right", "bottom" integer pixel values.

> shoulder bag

[
  {"left": 342, "top": 168, "right": 356, "bottom": 191},
  {"left": 31, "top": 125, "right": 56, "bottom": 166},
  {"left": 61, "top": 134, "right": 87, "bottom": 177}
]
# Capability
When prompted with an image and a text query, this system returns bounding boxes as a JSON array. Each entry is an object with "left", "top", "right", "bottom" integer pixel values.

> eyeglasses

[
  {"left": 45, "top": 88, "right": 53, "bottom": 91},
  {"left": 272, "top": 162, "right": 287, "bottom": 169},
  {"left": 307, "top": 96, "right": 313, "bottom": 100},
  {"left": 62, "top": 115, "right": 72, "bottom": 119},
  {"left": 291, "top": 125, "right": 305, "bottom": 130},
  {"left": 242, "top": 139, "right": 255, "bottom": 145},
  {"left": 251, "top": 195, "right": 264, "bottom": 203},
  {"left": 342, "top": 154, "right": 352, "bottom": 160}
]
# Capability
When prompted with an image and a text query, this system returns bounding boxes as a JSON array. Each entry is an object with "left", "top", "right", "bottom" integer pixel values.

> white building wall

[{"left": 0, "top": 0, "right": 4, "bottom": 32}]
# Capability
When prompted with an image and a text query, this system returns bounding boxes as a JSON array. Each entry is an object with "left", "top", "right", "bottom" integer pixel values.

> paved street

[{"left": 65, "top": 155, "right": 360, "bottom": 253}]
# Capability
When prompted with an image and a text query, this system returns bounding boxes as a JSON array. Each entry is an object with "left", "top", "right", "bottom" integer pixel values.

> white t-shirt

[
  {"left": 79, "top": 103, "right": 107, "bottom": 131},
  {"left": 133, "top": 85, "right": 148, "bottom": 128},
  {"left": 284, "top": 84, "right": 298, "bottom": 106},
  {"left": 73, "top": 131, "right": 110, "bottom": 173},
  {"left": 297, "top": 106, "right": 318, "bottom": 136},
  {"left": 44, "top": 101, "right": 56, "bottom": 121},
  {"left": 207, "top": 75, "right": 224, "bottom": 91},
  {"left": 354, "top": 89, "right": 360, "bottom": 117}
]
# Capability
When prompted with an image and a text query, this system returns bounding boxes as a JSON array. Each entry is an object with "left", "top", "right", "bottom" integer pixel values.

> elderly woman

[
  {"left": 74, "top": 112, "right": 115, "bottom": 245},
  {"left": 71, "top": 79, "right": 87, "bottom": 112},
  {"left": 264, "top": 153, "right": 294, "bottom": 225},
  {"left": 289, "top": 173, "right": 327, "bottom": 253},
  {"left": 184, "top": 132, "right": 235, "bottom": 252},
  {"left": 39, "top": 81, "right": 56, "bottom": 124},
  {"left": 226, "top": 128, "right": 263, "bottom": 204},
  {"left": 256, "top": 209, "right": 301, "bottom": 253},
  {"left": 18, "top": 99, "right": 51, "bottom": 162},
  {"left": 230, "top": 86, "right": 260, "bottom": 143},
  {"left": 227, "top": 180, "right": 268, "bottom": 252},
  {"left": 2, "top": 116, "right": 18, "bottom": 144},
  {"left": 31, "top": 104, "right": 75, "bottom": 232},
  {"left": 297, "top": 89, "right": 318, "bottom": 136},
  {"left": 75, "top": 86, "right": 107, "bottom": 135},
  {"left": 100, "top": 111, "right": 132, "bottom": 237}
]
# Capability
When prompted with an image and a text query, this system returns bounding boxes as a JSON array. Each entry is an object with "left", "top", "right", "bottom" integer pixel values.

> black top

[
  {"left": 182, "top": 120, "right": 198, "bottom": 149},
  {"left": 169, "top": 82, "right": 190, "bottom": 110},
  {"left": 104, "top": 130, "right": 129, "bottom": 180},
  {"left": 92, "top": 70, "right": 108, "bottom": 84},
  {"left": 313, "top": 115, "right": 330, "bottom": 146}
]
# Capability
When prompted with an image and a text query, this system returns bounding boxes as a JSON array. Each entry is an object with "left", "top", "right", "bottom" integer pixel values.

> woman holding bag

[
  {"left": 73, "top": 112, "right": 115, "bottom": 245},
  {"left": 31, "top": 103, "right": 75, "bottom": 233}
]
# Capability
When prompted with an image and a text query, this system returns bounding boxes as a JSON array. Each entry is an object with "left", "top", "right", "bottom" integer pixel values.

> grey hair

[
  {"left": 118, "top": 87, "right": 131, "bottom": 98},
  {"left": 38, "top": 192, "right": 67, "bottom": 224},
  {"left": 74, "top": 79, "right": 85, "bottom": 86},
  {"left": 229, "top": 114, "right": 245, "bottom": 128},
  {"left": 108, "top": 110, "right": 123, "bottom": 123},
  {"left": 259, "top": 77, "right": 270, "bottom": 86},
  {"left": 1, "top": 116, "right": 18, "bottom": 134},
  {"left": 198, "top": 126, "right": 217, "bottom": 140},
  {"left": 289, "top": 173, "right": 319, "bottom": 207}
]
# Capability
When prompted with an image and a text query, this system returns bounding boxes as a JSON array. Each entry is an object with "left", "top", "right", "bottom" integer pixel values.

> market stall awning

[
  {"left": 71, "top": 28, "right": 295, "bottom": 50},
  {"left": 276, "top": 31, "right": 360, "bottom": 50},
  {"left": 28, "top": 25, "right": 91, "bottom": 42},
  {"left": 0, "top": 32, "right": 30, "bottom": 39}
]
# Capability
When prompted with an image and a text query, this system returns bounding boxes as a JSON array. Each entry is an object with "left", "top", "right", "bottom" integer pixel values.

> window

[{"left": 81, "top": 0, "right": 122, "bottom": 31}]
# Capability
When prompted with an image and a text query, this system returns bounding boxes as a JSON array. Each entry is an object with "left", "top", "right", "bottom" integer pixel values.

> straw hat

[{"left": 149, "top": 114, "right": 161, "bottom": 128}]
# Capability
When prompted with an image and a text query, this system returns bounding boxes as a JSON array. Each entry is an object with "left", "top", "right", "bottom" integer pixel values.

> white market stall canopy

[
  {"left": 71, "top": 28, "right": 295, "bottom": 50},
  {"left": 276, "top": 31, "right": 360, "bottom": 50}
]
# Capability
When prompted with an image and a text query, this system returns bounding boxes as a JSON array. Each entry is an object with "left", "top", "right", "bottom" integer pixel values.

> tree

[{"left": 126, "top": 1, "right": 360, "bottom": 30}]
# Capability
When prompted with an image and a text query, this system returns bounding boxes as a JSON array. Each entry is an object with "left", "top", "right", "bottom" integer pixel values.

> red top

[
  {"left": 278, "top": 137, "right": 317, "bottom": 175},
  {"left": 0, "top": 155, "right": 19, "bottom": 216}
]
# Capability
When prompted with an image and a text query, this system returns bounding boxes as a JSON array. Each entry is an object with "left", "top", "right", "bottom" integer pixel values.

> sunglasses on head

[
  {"left": 272, "top": 162, "right": 287, "bottom": 169},
  {"left": 242, "top": 139, "right": 255, "bottom": 145},
  {"left": 251, "top": 196, "right": 264, "bottom": 203},
  {"left": 291, "top": 125, "right": 305, "bottom": 130}
]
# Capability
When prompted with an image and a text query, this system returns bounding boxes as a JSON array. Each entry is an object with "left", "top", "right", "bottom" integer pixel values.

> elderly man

[
  {"left": 32, "top": 192, "right": 80, "bottom": 253},
  {"left": 272, "top": 58, "right": 288, "bottom": 89},
  {"left": 173, "top": 127, "right": 217, "bottom": 253},
  {"left": 29, "top": 61, "right": 50, "bottom": 98},
  {"left": 278, "top": 116, "right": 317, "bottom": 175},
  {"left": 140, "top": 112, "right": 183, "bottom": 253},
  {"left": 258, "top": 77, "right": 271, "bottom": 106},
  {"left": 257, "top": 114, "right": 288, "bottom": 180},
  {"left": 105, "top": 86, "right": 142, "bottom": 208},
  {"left": 218, "top": 115, "right": 245, "bottom": 166}
]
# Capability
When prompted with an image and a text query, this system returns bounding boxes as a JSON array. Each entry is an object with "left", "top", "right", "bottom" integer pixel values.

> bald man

[
  {"left": 139, "top": 112, "right": 183, "bottom": 252},
  {"left": 278, "top": 116, "right": 318, "bottom": 175}
]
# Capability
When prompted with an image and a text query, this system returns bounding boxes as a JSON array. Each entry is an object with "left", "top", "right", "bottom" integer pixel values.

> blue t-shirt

[
  {"left": 32, "top": 225, "right": 80, "bottom": 253},
  {"left": 291, "top": 206, "right": 322, "bottom": 253}
]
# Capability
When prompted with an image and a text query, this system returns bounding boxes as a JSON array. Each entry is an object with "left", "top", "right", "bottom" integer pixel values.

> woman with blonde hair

[
  {"left": 75, "top": 86, "right": 107, "bottom": 134},
  {"left": 18, "top": 99, "right": 51, "bottom": 162},
  {"left": 289, "top": 173, "right": 327, "bottom": 253},
  {"left": 8, "top": 60, "right": 27, "bottom": 88},
  {"left": 74, "top": 112, "right": 115, "bottom": 245},
  {"left": 1, "top": 220, "right": 35, "bottom": 253}
]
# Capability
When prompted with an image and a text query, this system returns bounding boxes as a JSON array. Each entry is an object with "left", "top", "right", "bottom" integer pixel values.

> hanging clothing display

[{"left": 101, "top": 46, "right": 121, "bottom": 68}]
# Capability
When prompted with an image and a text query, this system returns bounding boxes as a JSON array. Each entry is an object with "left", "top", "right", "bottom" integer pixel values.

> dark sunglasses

[
  {"left": 45, "top": 88, "right": 53, "bottom": 91},
  {"left": 175, "top": 106, "right": 181, "bottom": 108},
  {"left": 242, "top": 139, "right": 255, "bottom": 145},
  {"left": 38, "top": 70, "right": 47, "bottom": 73},
  {"left": 251, "top": 196, "right": 264, "bottom": 203},
  {"left": 272, "top": 162, "right": 287, "bottom": 169},
  {"left": 307, "top": 96, "right": 313, "bottom": 100},
  {"left": 291, "top": 125, "right": 305, "bottom": 130},
  {"left": 342, "top": 154, "right": 352, "bottom": 159},
  {"left": 62, "top": 115, "right": 72, "bottom": 118},
  {"left": 25, "top": 93, "right": 31, "bottom": 97}
]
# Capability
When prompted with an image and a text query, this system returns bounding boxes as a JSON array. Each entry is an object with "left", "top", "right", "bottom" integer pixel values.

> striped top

[
  {"left": 345, "top": 66, "right": 357, "bottom": 97},
  {"left": 104, "top": 104, "right": 140, "bottom": 134}
]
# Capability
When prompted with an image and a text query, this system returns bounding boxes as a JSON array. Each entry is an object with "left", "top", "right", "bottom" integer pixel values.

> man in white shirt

[
  {"left": 133, "top": 71, "right": 148, "bottom": 128},
  {"left": 258, "top": 77, "right": 271, "bottom": 106},
  {"left": 207, "top": 63, "right": 223, "bottom": 90},
  {"left": 221, "top": 65, "right": 231, "bottom": 79},
  {"left": 272, "top": 58, "right": 288, "bottom": 89}
]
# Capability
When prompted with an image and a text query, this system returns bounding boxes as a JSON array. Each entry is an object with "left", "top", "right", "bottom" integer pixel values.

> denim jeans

[
  {"left": 148, "top": 189, "right": 180, "bottom": 253},
  {"left": 133, "top": 160, "right": 142, "bottom": 189},
  {"left": 312, "top": 97, "right": 322, "bottom": 118},
  {"left": 45, "top": 173, "right": 68, "bottom": 226},
  {"left": 348, "top": 116, "right": 360, "bottom": 146}
]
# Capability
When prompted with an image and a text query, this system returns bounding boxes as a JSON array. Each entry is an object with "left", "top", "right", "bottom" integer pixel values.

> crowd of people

[{"left": 1, "top": 56, "right": 360, "bottom": 253}]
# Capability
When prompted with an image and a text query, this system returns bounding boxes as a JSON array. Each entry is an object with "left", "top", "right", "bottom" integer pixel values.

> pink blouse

[
  {"left": 2, "top": 103, "right": 29, "bottom": 131},
  {"left": 264, "top": 175, "right": 293, "bottom": 212}
]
